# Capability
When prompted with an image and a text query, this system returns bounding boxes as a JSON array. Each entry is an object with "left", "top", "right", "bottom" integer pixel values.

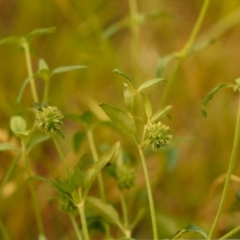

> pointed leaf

[
  {"left": 137, "top": 78, "right": 165, "bottom": 92},
  {"left": 72, "top": 131, "right": 86, "bottom": 152},
  {"left": 17, "top": 76, "right": 35, "bottom": 104},
  {"left": 99, "top": 103, "right": 139, "bottom": 142},
  {"left": 150, "top": 105, "right": 172, "bottom": 123},
  {"left": 140, "top": 92, "right": 152, "bottom": 119},
  {"left": 156, "top": 54, "right": 175, "bottom": 77},
  {"left": 113, "top": 69, "right": 133, "bottom": 88},
  {"left": 83, "top": 142, "right": 120, "bottom": 198},
  {"left": 86, "top": 196, "right": 123, "bottom": 229},
  {"left": 26, "top": 135, "right": 50, "bottom": 154},
  {"left": 10, "top": 116, "right": 27, "bottom": 134},
  {"left": 26, "top": 27, "right": 56, "bottom": 42},
  {"left": 0, "top": 36, "right": 22, "bottom": 46},
  {"left": 37, "top": 59, "right": 50, "bottom": 80},
  {"left": 201, "top": 82, "right": 233, "bottom": 118},
  {"left": 123, "top": 83, "right": 135, "bottom": 112},
  {"left": 51, "top": 65, "right": 88, "bottom": 75},
  {"left": 0, "top": 143, "right": 16, "bottom": 151}
]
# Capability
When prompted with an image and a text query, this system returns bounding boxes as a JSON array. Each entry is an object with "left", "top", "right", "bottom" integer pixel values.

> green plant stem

[
  {"left": 208, "top": 95, "right": 240, "bottom": 239},
  {"left": 120, "top": 190, "right": 131, "bottom": 237},
  {"left": 0, "top": 219, "right": 10, "bottom": 240},
  {"left": 69, "top": 213, "right": 83, "bottom": 240},
  {"left": 129, "top": 0, "right": 140, "bottom": 83},
  {"left": 43, "top": 79, "right": 50, "bottom": 103},
  {"left": 138, "top": 146, "right": 158, "bottom": 239},
  {"left": 77, "top": 202, "right": 90, "bottom": 240},
  {"left": 52, "top": 136, "right": 69, "bottom": 176},
  {"left": 219, "top": 225, "right": 240, "bottom": 240},
  {"left": 22, "top": 38, "right": 39, "bottom": 103},
  {"left": 22, "top": 140, "right": 45, "bottom": 238},
  {"left": 178, "top": 0, "right": 210, "bottom": 59},
  {"left": 0, "top": 153, "right": 21, "bottom": 198}
]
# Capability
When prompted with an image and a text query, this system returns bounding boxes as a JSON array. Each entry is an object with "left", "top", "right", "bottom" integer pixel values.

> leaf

[
  {"left": 16, "top": 76, "right": 33, "bottom": 104},
  {"left": 123, "top": 83, "right": 135, "bottom": 112},
  {"left": 173, "top": 223, "right": 207, "bottom": 239},
  {"left": 113, "top": 69, "right": 133, "bottom": 88},
  {"left": 137, "top": 78, "right": 165, "bottom": 92},
  {"left": 51, "top": 65, "right": 88, "bottom": 75},
  {"left": 10, "top": 116, "right": 27, "bottom": 134},
  {"left": 83, "top": 142, "right": 120, "bottom": 198},
  {"left": 0, "top": 143, "right": 16, "bottom": 151},
  {"left": 86, "top": 196, "right": 123, "bottom": 229},
  {"left": 0, "top": 36, "right": 22, "bottom": 46},
  {"left": 99, "top": 103, "right": 139, "bottom": 142},
  {"left": 156, "top": 54, "right": 175, "bottom": 77},
  {"left": 140, "top": 92, "right": 152, "bottom": 119},
  {"left": 72, "top": 131, "right": 86, "bottom": 152},
  {"left": 130, "top": 208, "right": 146, "bottom": 230},
  {"left": 150, "top": 105, "right": 172, "bottom": 123},
  {"left": 37, "top": 59, "right": 50, "bottom": 80},
  {"left": 201, "top": 82, "right": 233, "bottom": 118},
  {"left": 190, "top": 39, "right": 216, "bottom": 56},
  {"left": 26, "top": 135, "right": 50, "bottom": 154},
  {"left": 26, "top": 27, "right": 56, "bottom": 42}
]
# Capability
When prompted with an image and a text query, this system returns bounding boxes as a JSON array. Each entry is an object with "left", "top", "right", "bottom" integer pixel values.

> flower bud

[{"left": 58, "top": 195, "right": 76, "bottom": 213}]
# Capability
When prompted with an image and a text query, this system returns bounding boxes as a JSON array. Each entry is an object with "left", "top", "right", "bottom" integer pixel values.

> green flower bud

[
  {"left": 58, "top": 195, "right": 76, "bottom": 213},
  {"left": 145, "top": 121, "right": 172, "bottom": 150},
  {"left": 36, "top": 106, "right": 63, "bottom": 135},
  {"left": 117, "top": 166, "right": 136, "bottom": 190}
]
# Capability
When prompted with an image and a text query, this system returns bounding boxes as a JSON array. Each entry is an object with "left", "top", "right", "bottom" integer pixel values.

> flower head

[
  {"left": 145, "top": 121, "right": 172, "bottom": 150},
  {"left": 36, "top": 106, "right": 63, "bottom": 135}
]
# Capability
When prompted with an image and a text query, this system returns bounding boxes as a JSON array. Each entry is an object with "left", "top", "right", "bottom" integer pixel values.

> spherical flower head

[
  {"left": 117, "top": 166, "right": 136, "bottom": 190},
  {"left": 145, "top": 121, "right": 172, "bottom": 150},
  {"left": 36, "top": 106, "right": 63, "bottom": 135}
]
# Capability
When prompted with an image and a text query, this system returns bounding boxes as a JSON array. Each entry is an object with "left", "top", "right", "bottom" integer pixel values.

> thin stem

[
  {"left": 178, "top": 0, "right": 210, "bottom": 59},
  {"left": 208, "top": 95, "right": 240, "bottom": 239},
  {"left": 120, "top": 190, "right": 129, "bottom": 229},
  {"left": 0, "top": 153, "right": 21, "bottom": 199},
  {"left": 69, "top": 213, "right": 83, "bottom": 240},
  {"left": 52, "top": 136, "right": 69, "bottom": 176},
  {"left": 77, "top": 202, "right": 90, "bottom": 240},
  {"left": 138, "top": 146, "right": 158, "bottom": 239},
  {"left": 43, "top": 79, "right": 50, "bottom": 103},
  {"left": 22, "top": 140, "right": 45, "bottom": 237},
  {"left": 21, "top": 38, "right": 39, "bottom": 103},
  {"left": 219, "top": 225, "right": 240, "bottom": 240},
  {"left": 0, "top": 219, "right": 10, "bottom": 240}
]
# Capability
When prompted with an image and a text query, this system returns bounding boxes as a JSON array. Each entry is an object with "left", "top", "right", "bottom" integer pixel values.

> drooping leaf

[
  {"left": 10, "top": 116, "right": 27, "bottom": 134},
  {"left": 83, "top": 142, "right": 120, "bottom": 198},
  {"left": 201, "top": 82, "right": 233, "bottom": 118},
  {"left": 17, "top": 76, "right": 34, "bottom": 104},
  {"left": 26, "top": 135, "right": 50, "bottom": 154},
  {"left": 86, "top": 196, "right": 123, "bottom": 229},
  {"left": 99, "top": 103, "right": 139, "bottom": 142},
  {"left": 140, "top": 92, "right": 152, "bottom": 119},
  {"left": 150, "top": 105, "right": 172, "bottom": 123},
  {"left": 156, "top": 54, "right": 175, "bottom": 77},
  {"left": 72, "top": 131, "right": 86, "bottom": 152},
  {"left": 137, "top": 78, "right": 165, "bottom": 92},
  {"left": 0, "top": 143, "right": 16, "bottom": 151},
  {"left": 26, "top": 27, "right": 56, "bottom": 42},
  {"left": 113, "top": 69, "right": 133, "bottom": 88},
  {"left": 173, "top": 223, "right": 207, "bottom": 239},
  {"left": 123, "top": 83, "right": 135, "bottom": 112},
  {"left": 51, "top": 65, "right": 88, "bottom": 75},
  {"left": 0, "top": 36, "right": 22, "bottom": 46}
]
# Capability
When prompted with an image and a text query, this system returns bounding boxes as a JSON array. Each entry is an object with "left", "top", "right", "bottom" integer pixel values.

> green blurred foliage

[{"left": 1, "top": 0, "right": 240, "bottom": 239}]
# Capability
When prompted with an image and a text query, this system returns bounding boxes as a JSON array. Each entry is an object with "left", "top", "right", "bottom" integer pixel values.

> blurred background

[{"left": 1, "top": 0, "right": 240, "bottom": 239}]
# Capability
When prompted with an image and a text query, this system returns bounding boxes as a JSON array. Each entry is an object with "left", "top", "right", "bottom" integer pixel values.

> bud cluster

[{"left": 117, "top": 166, "right": 136, "bottom": 190}]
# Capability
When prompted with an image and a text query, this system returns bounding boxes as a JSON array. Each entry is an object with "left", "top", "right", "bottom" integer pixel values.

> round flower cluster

[
  {"left": 36, "top": 106, "right": 63, "bottom": 135},
  {"left": 117, "top": 166, "right": 136, "bottom": 190},
  {"left": 145, "top": 121, "right": 172, "bottom": 150}
]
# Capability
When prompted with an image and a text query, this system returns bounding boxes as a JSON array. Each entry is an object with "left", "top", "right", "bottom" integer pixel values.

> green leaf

[
  {"left": 173, "top": 223, "right": 207, "bottom": 239},
  {"left": 201, "top": 82, "right": 233, "bottom": 118},
  {"left": 190, "top": 39, "right": 216, "bottom": 56},
  {"left": 113, "top": 69, "right": 133, "bottom": 88},
  {"left": 99, "top": 103, "right": 139, "bottom": 142},
  {"left": 72, "top": 131, "right": 86, "bottom": 152},
  {"left": 37, "top": 59, "right": 50, "bottom": 80},
  {"left": 0, "top": 36, "right": 22, "bottom": 46},
  {"left": 17, "top": 76, "right": 34, "bottom": 104},
  {"left": 86, "top": 196, "right": 124, "bottom": 229},
  {"left": 150, "top": 105, "right": 172, "bottom": 123},
  {"left": 26, "top": 135, "right": 50, "bottom": 154},
  {"left": 156, "top": 54, "right": 175, "bottom": 77},
  {"left": 79, "top": 111, "right": 96, "bottom": 128},
  {"left": 26, "top": 27, "right": 56, "bottom": 42},
  {"left": 10, "top": 116, "right": 27, "bottom": 134},
  {"left": 140, "top": 92, "right": 152, "bottom": 119},
  {"left": 0, "top": 143, "right": 16, "bottom": 151},
  {"left": 51, "top": 65, "right": 88, "bottom": 75},
  {"left": 137, "top": 78, "right": 165, "bottom": 92},
  {"left": 130, "top": 208, "right": 146, "bottom": 230},
  {"left": 83, "top": 142, "right": 120, "bottom": 198},
  {"left": 123, "top": 83, "right": 135, "bottom": 112}
]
